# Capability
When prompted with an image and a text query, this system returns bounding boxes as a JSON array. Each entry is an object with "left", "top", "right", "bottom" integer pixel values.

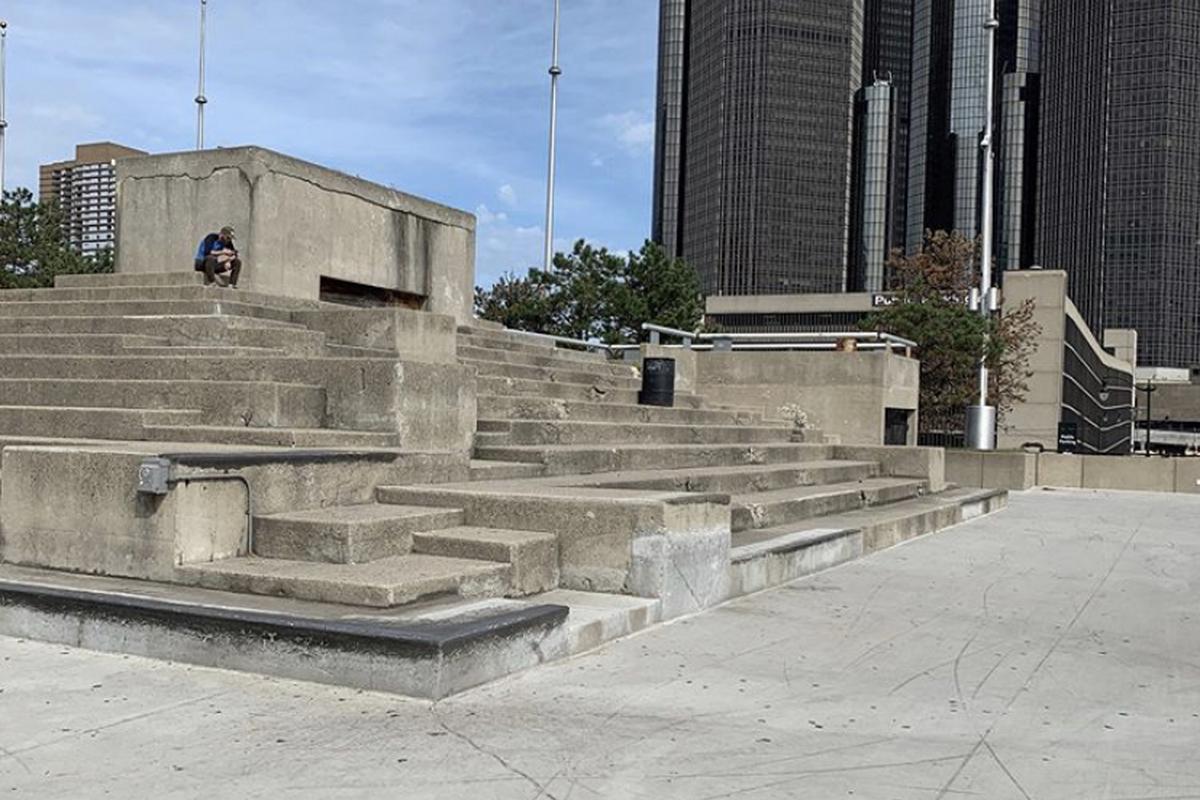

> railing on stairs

[{"left": 640, "top": 324, "right": 918, "bottom": 356}]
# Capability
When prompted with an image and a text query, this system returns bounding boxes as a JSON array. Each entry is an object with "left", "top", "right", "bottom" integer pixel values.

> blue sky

[{"left": 3, "top": 0, "right": 659, "bottom": 287}]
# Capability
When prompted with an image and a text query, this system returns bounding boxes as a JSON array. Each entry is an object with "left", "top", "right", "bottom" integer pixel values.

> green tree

[
  {"left": 474, "top": 239, "right": 705, "bottom": 344},
  {"left": 0, "top": 188, "right": 114, "bottom": 288},
  {"left": 861, "top": 230, "right": 1040, "bottom": 433}
]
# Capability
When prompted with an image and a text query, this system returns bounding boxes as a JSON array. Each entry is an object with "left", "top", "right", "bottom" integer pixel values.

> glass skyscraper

[
  {"left": 1037, "top": 0, "right": 1200, "bottom": 369},
  {"left": 652, "top": 0, "right": 866, "bottom": 296}
]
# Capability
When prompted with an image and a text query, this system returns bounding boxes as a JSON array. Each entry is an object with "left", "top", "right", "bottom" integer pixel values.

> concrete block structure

[
  {"left": 115, "top": 147, "right": 475, "bottom": 322},
  {"left": 0, "top": 149, "right": 1008, "bottom": 698}
]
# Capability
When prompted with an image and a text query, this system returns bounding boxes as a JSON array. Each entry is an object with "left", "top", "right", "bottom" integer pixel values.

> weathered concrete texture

[
  {"left": 2, "top": 490, "right": 1198, "bottom": 799},
  {"left": 115, "top": 147, "right": 476, "bottom": 321},
  {"left": 834, "top": 444, "right": 945, "bottom": 492},
  {"left": 292, "top": 307, "right": 458, "bottom": 364},
  {"left": 692, "top": 350, "right": 920, "bottom": 446},
  {"left": 950, "top": 449, "right": 1200, "bottom": 495}
]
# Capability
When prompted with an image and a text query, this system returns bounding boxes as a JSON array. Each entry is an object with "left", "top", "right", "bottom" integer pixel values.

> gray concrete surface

[{"left": 2, "top": 489, "right": 1198, "bottom": 799}]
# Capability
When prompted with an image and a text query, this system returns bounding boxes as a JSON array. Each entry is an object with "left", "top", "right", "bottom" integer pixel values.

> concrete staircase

[
  {"left": 0, "top": 272, "right": 407, "bottom": 448},
  {"left": 173, "top": 324, "right": 1002, "bottom": 613}
]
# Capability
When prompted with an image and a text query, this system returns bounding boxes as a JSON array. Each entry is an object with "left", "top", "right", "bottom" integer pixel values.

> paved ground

[{"left": 2, "top": 489, "right": 1199, "bottom": 799}]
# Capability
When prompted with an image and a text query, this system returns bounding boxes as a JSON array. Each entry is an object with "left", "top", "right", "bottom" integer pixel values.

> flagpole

[
  {"left": 542, "top": 0, "right": 562, "bottom": 271},
  {"left": 196, "top": 0, "right": 208, "bottom": 150}
]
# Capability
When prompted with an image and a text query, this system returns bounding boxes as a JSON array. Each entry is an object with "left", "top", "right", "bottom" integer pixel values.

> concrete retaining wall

[
  {"left": 946, "top": 449, "right": 1200, "bottom": 494},
  {"left": 689, "top": 350, "right": 920, "bottom": 446},
  {"left": 115, "top": 147, "right": 475, "bottom": 322}
]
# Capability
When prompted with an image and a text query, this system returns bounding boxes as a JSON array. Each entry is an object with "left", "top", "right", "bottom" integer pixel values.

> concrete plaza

[{"left": 2, "top": 489, "right": 1197, "bottom": 799}]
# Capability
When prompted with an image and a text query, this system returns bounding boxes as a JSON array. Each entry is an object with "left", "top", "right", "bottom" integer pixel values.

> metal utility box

[{"left": 137, "top": 458, "right": 172, "bottom": 495}]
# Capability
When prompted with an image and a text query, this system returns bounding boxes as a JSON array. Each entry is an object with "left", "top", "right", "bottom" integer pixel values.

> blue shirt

[{"left": 196, "top": 233, "right": 234, "bottom": 260}]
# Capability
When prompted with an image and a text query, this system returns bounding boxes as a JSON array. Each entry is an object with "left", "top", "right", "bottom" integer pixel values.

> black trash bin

[{"left": 639, "top": 357, "right": 676, "bottom": 407}]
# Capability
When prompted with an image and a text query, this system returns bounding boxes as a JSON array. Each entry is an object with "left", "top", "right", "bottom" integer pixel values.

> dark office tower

[
  {"left": 862, "top": 0, "right": 913, "bottom": 255},
  {"left": 906, "top": 0, "right": 1041, "bottom": 259},
  {"left": 906, "top": 0, "right": 956, "bottom": 252},
  {"left": 850, "top": 79, "right": 897, "bottom": 292},
  {"left": 652, "top": 0, "right": 865, "bottom": 296},
  {"left": 1037, "top": 0, "right": 1200, "bottom": 368},
  {"left": 652, "top": 0, "right": 689, "bottom": 259}
]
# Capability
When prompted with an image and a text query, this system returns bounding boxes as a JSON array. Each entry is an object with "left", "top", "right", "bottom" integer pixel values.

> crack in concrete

[{"left": 432, "top": 707, "right": 560, "bottom": 800}]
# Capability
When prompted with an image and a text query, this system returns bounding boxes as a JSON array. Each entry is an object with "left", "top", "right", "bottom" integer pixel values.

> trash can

[{"left": 639, "top": 358, "right": 676, "bottom": 407}]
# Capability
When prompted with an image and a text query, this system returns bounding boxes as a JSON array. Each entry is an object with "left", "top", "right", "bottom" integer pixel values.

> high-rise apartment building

[
  {"left": 652, "top": 0, "right": 866, "bottom": 296},
  {"left": 38, "top": 142, "right": 147, "bottom": 256},
  {"left": 1037, "top": 0, "right": 1200, "bottom": 369}
]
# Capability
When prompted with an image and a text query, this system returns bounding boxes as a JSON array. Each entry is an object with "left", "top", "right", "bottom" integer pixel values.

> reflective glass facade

[
  {"left": 1037, "top": 0, "right": 1200, "bottom": 368},
  {"left": 653, "top": 0, "right": 866, "bottom": 296},
  {"left": 850, "top": 80, "right": 896, "bottom": 292}
]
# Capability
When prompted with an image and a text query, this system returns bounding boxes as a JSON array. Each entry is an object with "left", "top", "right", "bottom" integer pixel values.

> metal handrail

[
  {"left": 640, "top": 323, "right": 917, "bottom": 352},
  {"left": 507, "top": 329, "right": 616, "bottom": 354}
]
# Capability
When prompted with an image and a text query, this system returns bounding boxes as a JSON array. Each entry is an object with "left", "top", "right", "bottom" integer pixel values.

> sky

[{"left": 2, "top": 0, "right": 660, "bottom": 288}]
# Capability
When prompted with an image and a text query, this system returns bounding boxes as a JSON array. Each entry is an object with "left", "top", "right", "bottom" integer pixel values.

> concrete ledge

[
  {"left": 0, "top": 571, "right": 566, "bottom": 699},
  {"left": 950, "top": 449, "right": 1200, "bottom": 494}
]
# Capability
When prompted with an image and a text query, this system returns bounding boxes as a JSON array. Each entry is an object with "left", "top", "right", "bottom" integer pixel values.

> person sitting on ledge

[{"left": 194, "top": 225, "right": 242, "bottom": 288}]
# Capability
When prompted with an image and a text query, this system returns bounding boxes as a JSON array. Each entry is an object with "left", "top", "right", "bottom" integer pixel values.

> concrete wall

[
  {"left": 946, "top": 449, "right": 1200, "bottom": 495},
  {"left": 690, "top": 350, "right": 920, "bottom": 446},
  {"left": 115, "top": 147, "right": 476, "bottom": 322}
]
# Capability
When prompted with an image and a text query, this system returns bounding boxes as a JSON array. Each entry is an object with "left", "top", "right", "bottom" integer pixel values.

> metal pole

[
  {"left": 966, "top": 3, "right": 1000, "bottom": 451},
  {"left": 542, "top": 0, "right": 562, "bottom": 271},
  {"left": 1144, "top": 379, "right": 1155, "bottom": 456},
  {"left": 0, "top": 20, "right": 8, "bottom": 197},
  {"left": 196, "top": 0, "right": 208, "bottom": 150}
]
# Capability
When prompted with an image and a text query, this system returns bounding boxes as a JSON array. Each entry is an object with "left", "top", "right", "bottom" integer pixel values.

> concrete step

[
  {"left": 458, "top": 344, "right": 632, "bottom": 376},
  {"left": 469, "top": 459, "right": 546, "bottom": 481},
  {"left": 0, "top": 299, "right": 295, "bottom": 323},
  {"left": 463, "top": 357, "right": 642, "bottom": 388},
  {"left": 0, "top": 354, "right": 385, "bottom": 385},
  {"left": 54, "top": 271, "right": 207, "bottom": 289},
  {"left": 457, "top": 328, "right": 609, "bottom": 359},
  {"left": 326, "top": 343, "right": 397, "bottom": 359},
  {"left": 143, "top": 424, "right": 400, "bottom": 448},
  {"left": 727, "top": 489, "right": 1008, "bottom": 599},
  {"left": 0, "top": 284, "right": 321, "bottom": 310},
  {"left": 0, "top": 405, "right": 201, "bottom": 440},
  {"left": 0, "top": 379, "right": 326, "bottom": 428},
  {"left": 0, "top": 314, "right": 306, "bottom": 336},
  {"left": 476, "top": 374, "right": 707, "bottom": 408},
  {"left": 474, "top": 419, "right": 794, "bottom": 447},
  {"left": 176, "top": 553, "right": 512, "bottom": 607},
  {"left": 477, "top": 394, "right": 762, "bottom": 426},
  {"left": 571, "top": 460, "right": 880, "bottom": 494},
  {"left": 411, "top": 527, "right": 559, "bottom": 595},
  {"left": 254, "top": 504, "right": 465, "bottom": 564},
  {"left": 473, "top": 442, "right": 834, "bottom": 476},
  {"left": 730, "top": 477, "right": 927, "bottom": 533},
  {"left": 0, "top": 333, "right": 169, "bottom": 355},
  {"left": 123, "top": 345, "right": 287, "bottom": 358}
]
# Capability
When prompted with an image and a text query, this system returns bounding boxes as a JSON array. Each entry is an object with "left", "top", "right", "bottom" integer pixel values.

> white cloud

[
  {"left": 497, "top": 184, "right": 518, "bottom": 207},
  {"left": 475, "top": 204, "right": 509, "bottom": 225},
  {"left": 600, "top": 111, "right": 654, "bottom": 154}
]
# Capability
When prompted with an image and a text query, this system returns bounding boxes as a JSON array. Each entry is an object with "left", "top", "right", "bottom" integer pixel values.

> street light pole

[
  {"left": 542, "top": 0, "right": 562, "bottom": 272},
  {"left": 0, "top": 20, "right": 9, "bottom": 196},
  {"left": 195, "top": 0, "right": 208, "bottom": 150},
  {"left": 966, "top": 3, "right": 1000, "bottom": 451}
]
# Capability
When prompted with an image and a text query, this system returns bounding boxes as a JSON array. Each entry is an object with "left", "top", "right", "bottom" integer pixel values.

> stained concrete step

[
  {"left": 475, "top": 419, "right": 794, "bottom": 447},
  {"left": 411, "top": 527, "right": 559, "bottom": 595},
  {"left": 476, "top": 375, "right": 708, "bottom": 408},
  {"left": 458, "top": 344, "right": 633, "bottom": 376},
  {"left": 469, "top": 459, "right": 546, "bottom": 481},
  {"left": 176, "top": 554, "right": 512, "bottom": 607},
  {"left": 143, "top": 424, "right": 400, "bottom": 448},
  {"left": 326, "top": 343, "right": 398, "bottom": 359},
  {"left": 0, "top": 314, "right": 307, "bottom": 337},
  {"left": 123, "top": 345, "right": 288, "bottom": 358},
  {"left": 477, "top": 394, "right": 762, "bottom": 426},
  {"left": 463, "top": 358, "right": 642, "bottom": 388},
  {"left": 54, "top": 271, "right": 207, "bottom": 289},
  {"left": 254, "top": 504, "right": 465, "bottom": 564},
  {"left": 0, "top": 354, "right": 387, "bottom": 385},
  {"left": 473, "top": 442, "right": 834, "bottom": 476},
  {"left": 0, "top": 405, "right": 201, "bottom": 440},
  {"left": 569, "top": 460, "right": 879, "bottom": 494},
  {"left": 0, "top": 284, "right": 321, "bottom": 310},
  {"left": 730, "top": 477, "right": 927, "bottom": 533},
  {"left": 0, "top": 379, "right": 326, "bottom": 428},
  {"left": 727, "top": 488, "right": 1008, "bottom": 600},
  {"left": 0, "top": 333, "right": 170, "bottom": 355},
  {"left": 0, "top": 299, "right": 296, "bottom": 323}
]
